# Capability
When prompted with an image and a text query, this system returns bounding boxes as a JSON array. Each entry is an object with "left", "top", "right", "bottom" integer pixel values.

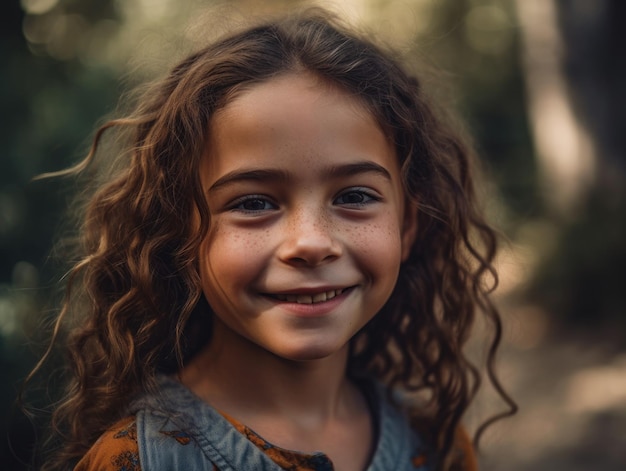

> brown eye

[
  {"left": 334, "top": 189, "right": 378, "bottom": 206},
  {"left": 242, "top": 199, "right": 268, "bottom": 210},
  {"left": 339, "top": 192, "right": 365, "bottom": 204},
  {"left": 232, "top": 196, "right": 277, "bottom": 212}
]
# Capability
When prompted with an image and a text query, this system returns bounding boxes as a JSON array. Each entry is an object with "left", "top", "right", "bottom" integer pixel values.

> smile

[{"left": 268, "top": 288, "right": 347, "bottom": 304}]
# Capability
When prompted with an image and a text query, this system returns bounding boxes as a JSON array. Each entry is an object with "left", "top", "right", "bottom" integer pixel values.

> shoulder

[
  {"left": 74, "top": 417, "right": 141, "bottom": 471},
  {"left": 368, "top": 382, "right": 479, "bottom": 470},
  {"left": 449, "top": 426, "right": 479, "bottom": 471},
  {"left": 408, "top": 426, "right": 478, "bottom": 471}
]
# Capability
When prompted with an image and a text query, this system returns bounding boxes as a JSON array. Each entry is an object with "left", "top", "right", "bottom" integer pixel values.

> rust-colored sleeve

[
  {"left": 454, "top": 426, "right": 479, "bottom": 471},
  {"left": 74, "top": 417, "right": 141, "bottom": 471}
]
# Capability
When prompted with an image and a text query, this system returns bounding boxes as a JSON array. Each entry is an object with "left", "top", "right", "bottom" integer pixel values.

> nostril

[
  {"left": 278, "top": 240, "right": 342, "bottom": 266},
  {"left": 277, "top": 217, "right": 342, "bottom": 266}
]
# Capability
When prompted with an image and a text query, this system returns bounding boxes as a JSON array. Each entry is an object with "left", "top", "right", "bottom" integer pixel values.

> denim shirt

[{"left": 130, "top": 376, "right": 432, "bottom": 471}]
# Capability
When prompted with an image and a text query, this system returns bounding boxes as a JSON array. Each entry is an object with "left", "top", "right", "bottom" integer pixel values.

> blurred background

[{"left": 1, "top": 0, "right": 625, "bottom": 469}]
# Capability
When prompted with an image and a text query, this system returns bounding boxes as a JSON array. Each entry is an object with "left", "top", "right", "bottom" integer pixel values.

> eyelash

[
  {"left": 229, "top": 188, "right": 381, "bottom": 213},
  {"left": 333, "top": 188, "right": 381, "bottom": 206},
  {"left": 230, "top": 195, "right": 277, "bottom": 213}
]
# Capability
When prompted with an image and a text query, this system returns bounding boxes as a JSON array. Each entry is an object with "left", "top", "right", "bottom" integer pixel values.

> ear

[{"left": 400, "top": 200, "right": 418, "bottom": 262}]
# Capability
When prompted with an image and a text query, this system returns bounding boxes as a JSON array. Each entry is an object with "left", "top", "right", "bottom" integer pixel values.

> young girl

[{"left": 35, "top": 8, "right": 515, "bottom": 471}]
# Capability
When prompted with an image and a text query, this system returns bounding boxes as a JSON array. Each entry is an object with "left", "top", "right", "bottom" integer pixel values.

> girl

[{"left": 34, "top": 8, "right": 515, "bottom": 471}]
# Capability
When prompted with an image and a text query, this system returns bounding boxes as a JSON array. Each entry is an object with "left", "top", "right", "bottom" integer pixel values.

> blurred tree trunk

[
  {"left": 515, "top": 0, "right": 625, "bottom": 217},
  {"left": 514, "top": 0, "right": 596, "bottom": 218},
  {"left": 558, "top": 0, "right": 626, "bottom": 204}
]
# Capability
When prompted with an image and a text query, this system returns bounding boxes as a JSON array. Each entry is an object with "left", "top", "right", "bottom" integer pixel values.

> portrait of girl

[{"left": 32, "top": 7, "right": 515, "bottom": 471}]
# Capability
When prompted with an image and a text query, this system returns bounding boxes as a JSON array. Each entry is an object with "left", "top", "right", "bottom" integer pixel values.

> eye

[
  {"left": 231, "top": 195, "right": 277, "bottom": 213},
  {"left": 334, "top": 188, "right": 380, "bottom": 206}
]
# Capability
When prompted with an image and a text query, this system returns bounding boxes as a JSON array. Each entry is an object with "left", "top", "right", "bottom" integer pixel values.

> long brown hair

[{"left": 33, "top": 8, "right": 515, "bottom": 470}]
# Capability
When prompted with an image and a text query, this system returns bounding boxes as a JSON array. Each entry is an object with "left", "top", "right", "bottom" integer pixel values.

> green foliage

[{"left": 1, "top": 1, "right": 120, "bottom": 468}]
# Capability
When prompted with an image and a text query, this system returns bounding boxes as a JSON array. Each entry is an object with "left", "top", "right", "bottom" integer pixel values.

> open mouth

[{"left": 267, "top": 287, "right": 349, "bottom": 305}]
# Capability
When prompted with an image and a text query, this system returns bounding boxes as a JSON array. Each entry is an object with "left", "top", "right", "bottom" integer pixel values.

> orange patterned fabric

[
  {"left": 74, "top": 417, "right": 141, "bottom": 471},
  {"left": 74, "top": 414, "right": 478, "bottom": 470},
  {"left": 451, "top": 426, "right": 478, "bottom": 471},
  {"left": 220, "top": 411, "right": 335, "bottom": 470}
]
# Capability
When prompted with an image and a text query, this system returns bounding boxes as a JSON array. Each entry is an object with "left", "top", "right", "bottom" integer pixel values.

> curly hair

[{"left": 33, "top": 8, "right": 515, "bottom": 471}]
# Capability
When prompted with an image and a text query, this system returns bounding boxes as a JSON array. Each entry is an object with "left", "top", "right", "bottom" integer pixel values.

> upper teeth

[{"left": 273, "top": 289, "right": 345, "bottom": 304}]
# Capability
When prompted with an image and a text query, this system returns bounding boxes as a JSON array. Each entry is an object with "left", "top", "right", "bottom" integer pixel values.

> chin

[{"left": 273, "top": 341, "right": 346, "bottom": 363}]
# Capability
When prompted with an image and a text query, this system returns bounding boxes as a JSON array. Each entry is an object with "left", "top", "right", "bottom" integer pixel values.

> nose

[{"left": 277, "top": 208, "right": 342, "bottom": 267}]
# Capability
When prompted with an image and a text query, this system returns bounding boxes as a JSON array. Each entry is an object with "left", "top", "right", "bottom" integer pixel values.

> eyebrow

[
  {"left": 208, "top": 168, "right": 290, "bottom": 193},
  {"left": 207, "top": 160, "right": 392, "bottom": 194},
  {"left": 326, "top": 161, "right": 392, "bottom": 181}
]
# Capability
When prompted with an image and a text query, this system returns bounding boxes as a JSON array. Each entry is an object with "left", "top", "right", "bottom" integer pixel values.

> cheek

[
  {"left": 199, "top": 223, "right": 270, "bottom": 288},
  {"left": 348, "top": 216, "right": 404, "bottom": 273}
]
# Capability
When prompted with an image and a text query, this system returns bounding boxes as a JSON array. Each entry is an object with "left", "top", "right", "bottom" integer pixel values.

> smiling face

[{"left": 199, "top": 73, "right": 416, "bottom": 363}]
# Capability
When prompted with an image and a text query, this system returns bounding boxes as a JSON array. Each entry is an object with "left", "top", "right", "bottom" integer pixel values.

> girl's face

[{"left": 199, "top": 73, "right": 416, "bottom": 362}]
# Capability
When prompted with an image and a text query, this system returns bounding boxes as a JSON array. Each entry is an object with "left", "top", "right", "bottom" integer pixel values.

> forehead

[
  {"left": 213, "top": 73, "right": 376, "bottom": 130},
  {"left": 206, "top": 72, "right": 392, "bottom": 163}
]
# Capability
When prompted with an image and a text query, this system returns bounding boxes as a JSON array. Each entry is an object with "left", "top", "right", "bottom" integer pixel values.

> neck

[{"left": 178, "top": 317, "right": 357, "bottom": 426}]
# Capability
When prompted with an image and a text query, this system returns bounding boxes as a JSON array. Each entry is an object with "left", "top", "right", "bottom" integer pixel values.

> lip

[
  {"left": 269, "top": 287, "right": 347, "bottom": 304},
  {"left": 262, "top": 286, "right": 355, "bottom": 317}
]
